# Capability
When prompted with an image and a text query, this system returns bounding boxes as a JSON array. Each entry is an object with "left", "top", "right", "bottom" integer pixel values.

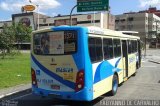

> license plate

[{"left": 48, "top": 93, "right": 61, "bottom": 98}]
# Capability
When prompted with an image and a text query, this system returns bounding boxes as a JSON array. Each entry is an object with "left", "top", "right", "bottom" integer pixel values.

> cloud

[
  {"left": 0, "top": 2, "right": 10, "bottom": 11},
  {"left": 51, "top": 13, "right": 57, "bottom": 17},
  {"left": 0, "top": 0, "right": 61, "bottom": 12},
  {"left": 38, "top": 11, "right": 47, "bottom": 15},
  {"left": 29, "top": 0, "right": 61, "bottom": 11},
  {"left": 139, "top": 0, "right": 160, "bottom": 8}
]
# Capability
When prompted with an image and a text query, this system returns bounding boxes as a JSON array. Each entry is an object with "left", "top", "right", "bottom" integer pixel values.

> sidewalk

[
  {"left": 142, "top": 49, "right": 160, "bottom": 64},
  {"left": 0, "top": 84, "right": 31, "bottom": 99}
]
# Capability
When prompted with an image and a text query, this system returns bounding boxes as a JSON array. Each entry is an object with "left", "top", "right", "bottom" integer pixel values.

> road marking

[
  {"left": 142, "top": 66, "right": 157, "bottom": 68},
  {"left": 0, "top": 95, "right": 4, "bottom": 98},
  {"left": 11, "top": 93, "right": 32, "bottom": 100},
  {"left": 0, "top": 90, "right": 20, "bottom": 99}
]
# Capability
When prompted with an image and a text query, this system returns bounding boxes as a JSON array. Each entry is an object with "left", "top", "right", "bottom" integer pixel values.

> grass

[{"left": 0, "top": 53, "right": 31, "bottom": 89}]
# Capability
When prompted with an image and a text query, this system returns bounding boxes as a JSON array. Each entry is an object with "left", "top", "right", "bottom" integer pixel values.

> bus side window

[
  {"left": 89, "top": 38, "right": 96, "bottom": 62},
  {"left": 128, "top": 40, "right": 132, "bottom": 54},
  {"left": 96, "top": 38, "right": 103, "bottom": 61},
  {"left": 135, "top": 41, "right": 138, "bottom": 52},
  {"left": 113, "top": 39, "right": 121, "bottom": 58},
  {"left": 131, "top": 40, "right": 135, "bottom": 53},
  {"left": 103, "top": 38, "right": 113, "bottom": 59},
  {"left": 88, "top": 37, "right": 103, "bottom": 63},
  {"left": 131, "top": 40, "right": 139, "bottom": 53}
]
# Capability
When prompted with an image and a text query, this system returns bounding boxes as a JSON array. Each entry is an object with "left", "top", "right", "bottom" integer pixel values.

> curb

[{"left": 0, "top": 84, "right": 31, "bottom": 99}]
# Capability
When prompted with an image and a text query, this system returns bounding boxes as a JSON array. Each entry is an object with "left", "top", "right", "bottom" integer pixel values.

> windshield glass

[{"left": 33, "top": 31, "right": 77, "bottom": 55}]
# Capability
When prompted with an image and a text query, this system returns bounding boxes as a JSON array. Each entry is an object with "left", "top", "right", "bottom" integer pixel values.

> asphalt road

[{"left": 1, "top": 49, "right": 160, "bottom": 106}]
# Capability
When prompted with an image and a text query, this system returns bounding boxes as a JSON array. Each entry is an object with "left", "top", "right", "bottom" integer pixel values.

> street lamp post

[
  {"left": 70, "top": 5, "right": 77, "bottom": 26},
  {"left": 29, "top": 0, "right": 39, "bottom": 30},
  {"left": 36, "top": 4, "right": 39, "bottom": 30}
]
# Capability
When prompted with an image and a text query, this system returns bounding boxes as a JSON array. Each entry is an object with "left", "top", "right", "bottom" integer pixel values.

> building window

[
  {"left": 128, "top": 25, "right": 133, "bottom": 30},
  {"left": 121, "top": 26, "right": 126, "bottom": 30},
  {"left": 120, "top": 19, "right": 126, "bottom": 23},
  {"left": 152, "top": 25, "right": 155, "bottom": 30},
  {"left": 115, "top": 19, "right": 119, "bottom": 23},
  {"left": 128, "top": 17, "right": 134, "bottom": 21}
]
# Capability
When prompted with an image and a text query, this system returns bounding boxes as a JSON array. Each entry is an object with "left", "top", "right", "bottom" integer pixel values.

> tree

[
  {"left": 0, "top": 24, "right": 15, "bottom": 58},
  {"left": 13, "top": 23, "right": 32, "bottom": 50},
  {"left": 0, "top": 22, "right": 32, "bottom": 58}
]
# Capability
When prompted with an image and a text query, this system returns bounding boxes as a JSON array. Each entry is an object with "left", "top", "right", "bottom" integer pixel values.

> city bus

[{"left": 31, "top": 26, "right": 141, "bottom": 101}]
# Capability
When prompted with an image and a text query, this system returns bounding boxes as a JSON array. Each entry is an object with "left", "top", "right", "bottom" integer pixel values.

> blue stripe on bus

[
  {"left": 115, "top": 58, "right": 121, "bottom": 68},
  {"left": 94, "top": 60, "right": 121, "bottom": 84},
  {"left": 72, "top": 27, "right": 93, "bottom": 100},
  {"left": 31, "top": 54, "right": 75, "bottom": 89}
]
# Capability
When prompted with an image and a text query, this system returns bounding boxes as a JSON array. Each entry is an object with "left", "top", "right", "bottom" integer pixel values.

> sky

[{"left": 0, "top": 0, "right": 160, "bottom": 21}]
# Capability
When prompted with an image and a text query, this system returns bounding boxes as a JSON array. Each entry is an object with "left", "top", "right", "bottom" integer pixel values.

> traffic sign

[{"left": 77, "top": 0, "right": 109, "bottom": 12}]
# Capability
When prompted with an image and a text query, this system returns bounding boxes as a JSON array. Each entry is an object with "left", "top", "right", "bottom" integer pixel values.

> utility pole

[
  {"left": 155, "top": 20, "right": 159, "bottom": 48},
  {"left": 107, "top": 6, "right": 110, "bottom": 29},
  {"left": 36, "top": 4, "right": 39, "bottom": 30}
]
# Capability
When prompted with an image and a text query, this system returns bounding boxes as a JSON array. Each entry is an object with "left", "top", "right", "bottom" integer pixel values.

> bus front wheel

[{"left": 110, "top": 74, "right": 118, "bottom": 96}]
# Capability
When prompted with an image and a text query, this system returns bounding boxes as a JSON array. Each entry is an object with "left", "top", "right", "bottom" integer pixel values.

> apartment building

[
  {"left": 115, "top": 12, "right": 160, "bottom": 43},
  {"left": 148, "top": 13, "right": 160, "bottom": 38}
]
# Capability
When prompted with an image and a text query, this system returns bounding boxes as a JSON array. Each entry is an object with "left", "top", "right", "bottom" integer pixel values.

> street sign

[{"left": 77, "top": 0, "right": 109, "bottom": 12}]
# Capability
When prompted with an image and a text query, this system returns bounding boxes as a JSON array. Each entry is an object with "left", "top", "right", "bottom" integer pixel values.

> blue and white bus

[{"left": 31, "top": 26, "right": 141, "bottom": 101}]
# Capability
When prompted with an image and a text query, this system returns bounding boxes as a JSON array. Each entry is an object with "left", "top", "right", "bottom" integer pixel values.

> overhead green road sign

[{"left": 77, "top": 0, "right": 109, "bottom": 12}]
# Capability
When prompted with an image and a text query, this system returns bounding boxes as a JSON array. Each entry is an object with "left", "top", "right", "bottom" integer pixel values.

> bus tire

[
  {"left": 110, "top": 74, "right": 118, "bottom": 96},
  {"left": 132, "top": 72, "right": 137, "bottom": 76},
  {"left": 136, "top": 62, "right": 139, "bottom": 69}
]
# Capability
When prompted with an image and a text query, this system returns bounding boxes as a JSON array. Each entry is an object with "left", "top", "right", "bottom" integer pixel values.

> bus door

[
  {"left": 138, "top": 40, "right": 141, "bottom": 68},
  {"left": 122, "top": 40, "right": 128, "bottom": 78}
]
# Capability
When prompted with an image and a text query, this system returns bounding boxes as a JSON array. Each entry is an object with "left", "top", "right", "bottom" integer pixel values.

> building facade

[
  {"left": 1, "top": 12, "right": 115, "bottom": 30},
  {"left": 115, "top": 12, "right": 160, "bottom": 43},
  {"left": 39, "top": 12, "right": 115, "bottom": 30},
  {"left": 139, "top": 7, "right": 160, "bottom": 17},
  {"left": 12, "top": 12, "right": 50, "bottom": 30},
  {"left": 0, "top": 12, "right": 115, "bottom": 49},
  {"left": 148, "top": 13, "right": 160, "bottom": 39}
]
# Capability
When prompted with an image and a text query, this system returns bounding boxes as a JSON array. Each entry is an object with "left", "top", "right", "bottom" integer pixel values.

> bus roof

[
  {"left": 32, "top": 26, "right": 140, "bottom": 40},
  {"left": 87, "top": 26, "right": 140, "bottom": 39},
  {"left": 118, "top": 31, "right": 139, "bottom": 34},
  {"left": 32, "top": 27, "right": 53, "bottom": 34}
]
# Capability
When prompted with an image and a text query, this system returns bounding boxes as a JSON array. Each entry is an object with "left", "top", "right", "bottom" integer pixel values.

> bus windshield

[{"left": 33, "top": 31, "right": 77, "bottom": 55}]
